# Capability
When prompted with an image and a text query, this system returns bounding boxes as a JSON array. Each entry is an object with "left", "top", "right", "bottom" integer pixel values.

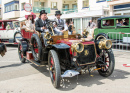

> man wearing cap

[{"left": 54, "top": 10, "right": 68, "bottom": 35}]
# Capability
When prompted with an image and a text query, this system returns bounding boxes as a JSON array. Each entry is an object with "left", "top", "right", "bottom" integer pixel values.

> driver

[
  {"left": 35, "top": 10, "right": 50, "bottom": 46},
  {"left": 35, "top": 10, "right": 49, "bottom": 32}
]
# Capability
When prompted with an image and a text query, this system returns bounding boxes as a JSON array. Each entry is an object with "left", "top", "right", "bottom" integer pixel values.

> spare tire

[{"left": 31, "top": 34, "right": 42, "bottom": 62}]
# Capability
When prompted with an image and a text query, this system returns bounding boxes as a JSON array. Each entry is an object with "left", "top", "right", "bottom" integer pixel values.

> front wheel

[
  {"left": 97, "top": 49, "right": 115, "bottom": 77},
  {"left": 48, "top": 50, "right": 61, "bottom": 88},
  {"left": 18, "top": 42, "right": 26, "bottom": 63}
]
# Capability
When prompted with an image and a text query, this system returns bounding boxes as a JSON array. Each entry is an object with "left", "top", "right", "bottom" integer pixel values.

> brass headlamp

[
  {"left": 98, "top": 40, "right": 112, "bottom": 49},
  {"left": 44, "top": 32, "right": 52, "bottom": 40},
  {"left": 83, "top": 29, "right": 89, "bottom": 37},
  {"left": 71, "top": 43, "right": 84, "bottom": 53}
]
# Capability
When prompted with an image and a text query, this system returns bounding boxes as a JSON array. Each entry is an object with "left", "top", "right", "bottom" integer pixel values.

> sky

[{"left": 0, "top": 0, "right": 1, "bottom": 4}]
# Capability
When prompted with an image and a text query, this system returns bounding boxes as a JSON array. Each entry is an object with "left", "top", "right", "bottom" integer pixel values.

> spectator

[{"left": 123, "top": 18, "right": 129, "bottom": 25}]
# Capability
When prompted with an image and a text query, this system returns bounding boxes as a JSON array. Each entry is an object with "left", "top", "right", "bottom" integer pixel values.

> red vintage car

[{"left": 18, "top": 20, "right": 115, "bottom": 88}]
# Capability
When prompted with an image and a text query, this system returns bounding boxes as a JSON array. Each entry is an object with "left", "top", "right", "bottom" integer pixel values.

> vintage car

[
  {"left": 0, "top": 20, "right": 22, "bottom": 44},
  {"left": 94, "top": 15, "right": 130, "bottom": 42},
  {"left": 18, "top": 20, "right": 115, "bottom": 88},
  {"left": 0, "top": 42, "right": 7, "bottom": 57}
]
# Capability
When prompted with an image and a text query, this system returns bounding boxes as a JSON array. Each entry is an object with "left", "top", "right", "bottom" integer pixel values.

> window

[
  {"left": 21, "top": 3, "right": 25, "bottom": 10},
  {"left": 51, "top": 2, "right": 57, "bottom": 9},
  {"left": 14, "top": 4, "right": 19, "bottom": 10},
  {"left": 34, "top": 1, "right": 44, "bottom": 7},
  {"left": 97, "top": 0, "right": 106, "bottom": 2},
  {"left": 102, "top": 19, "right": 114, "bottom": 27},
  {"left": 116, "top": 18, "right": 129, "bottom": 27},
  {"left": 83, "top": 0, "right": 89, "bottom": 8},
  {"left": 0, "top": 22, "right": 2, "bottom": 29}
]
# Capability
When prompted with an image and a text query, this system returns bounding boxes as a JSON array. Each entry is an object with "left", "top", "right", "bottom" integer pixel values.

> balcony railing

[
  {"left": 62, "top": 8, "right": 78, "bottom": 14},
  {"left": 33, "top": 7, "right": 50, "bottom": 13}
]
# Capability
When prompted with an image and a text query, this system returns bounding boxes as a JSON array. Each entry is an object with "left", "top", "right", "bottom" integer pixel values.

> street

[{"left": 0, "top": 45, "right": 130, "bottom": 93}]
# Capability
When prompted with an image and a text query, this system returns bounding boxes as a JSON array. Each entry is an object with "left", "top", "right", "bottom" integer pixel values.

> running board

[{"left": 23, "top": 56, "right": 45, "bottom": 67}]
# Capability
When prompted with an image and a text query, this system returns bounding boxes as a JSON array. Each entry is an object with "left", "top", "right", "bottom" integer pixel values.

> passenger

[
  {"left": 66, "top": 20, "right": 74, "bottom": 35},
  {"left": 103, "top": 20, "right": 110, "bottom": 26},
  {"left": 123, "top": 18, "right": 129, "bottom": 25},
  {"left": 116, "top": 19, "right": 123, "bottom": 26},
  {"left": 53, "top": 10, "right": 68, "bottom": 35},
  {"left": 6, "top": 23, "right": 11, "bottom": 30},
  {"left": 25, "top": 12, "right": 36, "bottom": 32}
]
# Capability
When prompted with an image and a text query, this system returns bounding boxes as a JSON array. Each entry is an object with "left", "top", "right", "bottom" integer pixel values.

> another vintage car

[
  {"left": 0, "top": 42, "right": 7, "bottom": 57},
  {"left": 0, "top": 20, "right": 22, "bottom": 44},
  {"left": 18, "top": 20, "right": 115, "bottom": 88},
  {"left": 94, "top": 15, "right": 130, "bottom": 42}
]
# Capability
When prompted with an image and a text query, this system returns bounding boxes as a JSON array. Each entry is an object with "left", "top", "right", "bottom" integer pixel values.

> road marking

[{"left": 123, "top": 64, "right": 130, "bottom": 67}]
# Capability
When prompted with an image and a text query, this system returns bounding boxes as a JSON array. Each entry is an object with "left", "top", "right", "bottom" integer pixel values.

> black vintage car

[{"left": 18, "top": 20, "right": 115, "bottom": 88}]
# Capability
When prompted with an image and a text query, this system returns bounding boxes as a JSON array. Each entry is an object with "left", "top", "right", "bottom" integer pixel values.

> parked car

[
  {"left": 18, "top": 20, "right": 115, "bottom": 88},
  {"left": 0, "top": 20, "right": 22, "bottom": 44},
  {"left": 94, "top": 15, "right": 130, "bottom": 43}
]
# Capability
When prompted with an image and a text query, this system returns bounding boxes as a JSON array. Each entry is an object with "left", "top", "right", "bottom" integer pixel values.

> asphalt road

[{"left": 0, "top": 45, "right": 130, "bottom": 93}]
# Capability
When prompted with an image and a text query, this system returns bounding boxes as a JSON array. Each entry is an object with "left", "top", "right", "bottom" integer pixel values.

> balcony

[
  {"left": 62, "top": 8, "right": 78, "bottom": 14},
  {"left": 33, "top": 7, "right": 51, "bottom": 13}
]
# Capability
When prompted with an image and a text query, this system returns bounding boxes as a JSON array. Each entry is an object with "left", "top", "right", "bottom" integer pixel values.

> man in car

[
  {"left": 103, "top": 20, "right": 110, "bottom": 26},
  {"left": 53, "top": 10, "right": 68, "bottom": 35},
  {"left": 35, "top": 10, "right": 50, "bottom": 46},
  {"left": 35, "top": 10, "right": 49, "bottom": 32},
  {"left": 123, "top": 18, "right": 129, "bottom": 25},
  {"left": 116, "top": 19, "right": 123, "bottom": 26}
]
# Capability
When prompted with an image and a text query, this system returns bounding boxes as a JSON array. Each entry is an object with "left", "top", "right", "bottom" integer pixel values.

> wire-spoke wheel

[
  {"left": 18, "top": 42, "right": 26, "bottom": 63},
  {"left": 48, "top": 50, "right": 61, "bottom": 88},
  {"left": 97, "top": 49, "right": 115, "bottom": 77}
]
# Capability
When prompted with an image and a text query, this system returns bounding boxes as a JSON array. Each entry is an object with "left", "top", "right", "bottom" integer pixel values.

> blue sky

[{"left": 0, "top": 0, "right": 1, "bottom": 4}]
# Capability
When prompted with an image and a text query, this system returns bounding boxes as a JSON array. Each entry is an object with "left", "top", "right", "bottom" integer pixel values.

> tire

[
  {"left": 97, "top": 49, "right": 115, "bottom": 77},
  {"left": 31, "top": 34, "right": 42, "bottom": 62},
  {"left": 48, "top": 50, "right": 61, "bottom": 88},
  {"left": 14, "top": 32, "right": 22, "bottom": 43},
  {"left": 18, "top": 41, "right": 26, "bottom": 63}
]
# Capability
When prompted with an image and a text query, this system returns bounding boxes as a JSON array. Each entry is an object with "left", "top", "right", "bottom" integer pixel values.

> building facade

[
  {"left": 1, "top": 0, "right": 110, "bottom": 34},
  {"left": 108, "top": 0, "right": 130, "bottom": 16}
]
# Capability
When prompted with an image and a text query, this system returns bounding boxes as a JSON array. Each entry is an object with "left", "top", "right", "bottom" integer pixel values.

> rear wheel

[
  {"left": 31, "top": 34, "right": 42, "bottom": 62},
  {"left": 18, "top": 42, "right": 26, "bottom": 63},
  {"left": 48, "top": 50, "right": 61, "bottom": 88},
  {"left": 97, "top": 49, "right": 115, "bottom": 77}
]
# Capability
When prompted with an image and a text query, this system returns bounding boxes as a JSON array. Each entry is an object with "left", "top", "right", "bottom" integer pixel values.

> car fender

[{"left": 95, "top": 33, "right": 108, "bottom": 41}]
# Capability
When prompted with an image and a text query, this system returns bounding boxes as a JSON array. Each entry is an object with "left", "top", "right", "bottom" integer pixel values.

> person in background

[
  {"left": 67, "top": 20, "right": 74, "bottom": 34},
  {"left": 54, "top": 10, "right": 68, "bottom": 35},
  {"left": 103, "top": 20, "right": 110, "bottom": 26},
  {"left": 116, "top": 19, "right": 123, "bottom": 26},
  {"left": 6, "top": 23, "right": 11, "bottom": 30},
  {"left": 87, "top": 20, "right": 96, "bottom": 38},
  {"left": 25, "top": 12, "right": 36, "bottom": 32},
  {"left": 123, "top": 18, "right": 129, "bottom": 25}
]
